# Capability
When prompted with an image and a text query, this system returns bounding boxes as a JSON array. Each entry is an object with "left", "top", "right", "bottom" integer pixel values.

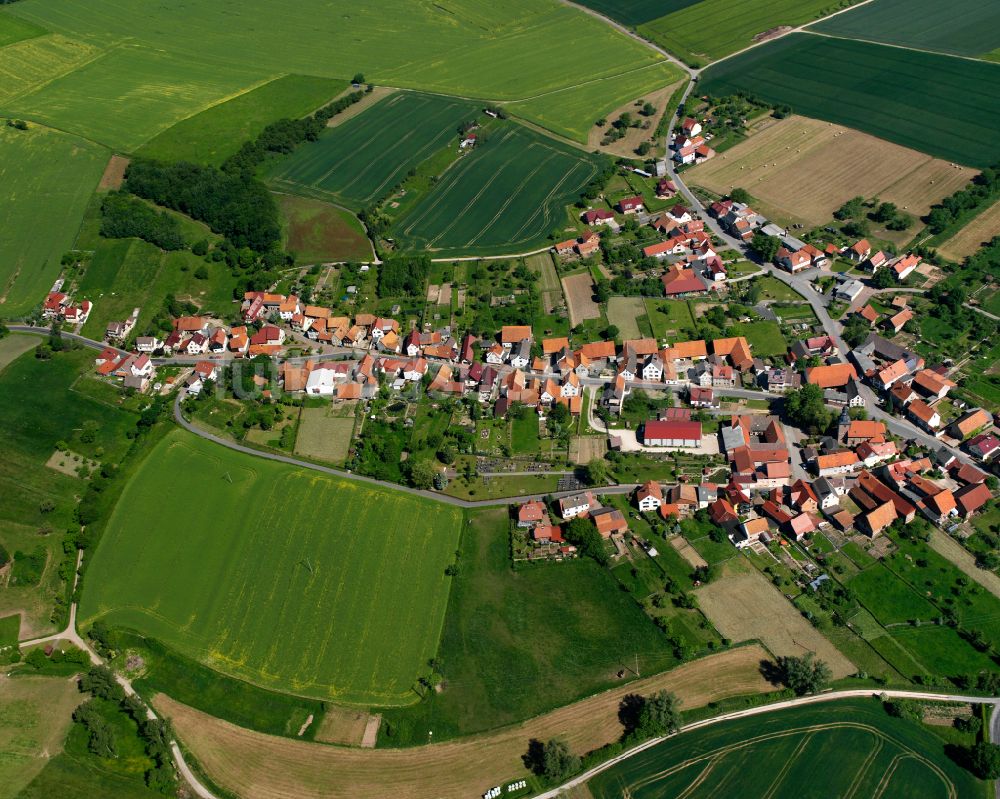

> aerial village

[{"left": 33, "top": 113, "right": 999, "bottom": 580}]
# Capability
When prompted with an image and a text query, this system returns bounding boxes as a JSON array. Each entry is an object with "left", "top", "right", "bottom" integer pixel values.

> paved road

[
  {"left": 658, "top": 112, "right": 981, "bottom": 469},
  {"left": 537, "top": 687, "right": 1000, "bottom": 798},
  {"left": 174, "top": 393, "right": 641, "bottom": 507}
]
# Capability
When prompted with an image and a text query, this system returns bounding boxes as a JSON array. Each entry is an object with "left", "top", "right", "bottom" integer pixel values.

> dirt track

[{"left": 157, "top": 646, "right": 775, "bottom": 799}]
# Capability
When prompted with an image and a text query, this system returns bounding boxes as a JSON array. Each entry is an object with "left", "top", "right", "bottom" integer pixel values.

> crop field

[
  {"left": 937, "top": 200, "right": 1000, "bottom": 262},
  {"left": 77, "top": 238, "right": 237, "bottom": 341},
  {"left": 524, "top": 252, "right": 563, "bottom": 313},
  {"left": 3, "top": 0, "right": 678, "bottom": 156},
  {"left": 505, "top": 60, "right": 685, "bottom": 142},
  {"left": 78, "top": 429, "right": 463, "bottom": 705},
  {"left": 293, "top": 406, "right": 356, "bottom": 465},
  {"left": 571, "top": 0, "right": 700, "bottom": 27},
  {"left": 277, "top": 195, "right": 372, "bottom": 264},
  {"left": 0, "top": 10, "right": 45, "bottom": 46},
  {"left": 0, "top": 34, "right": 100, "bottom": 107},
  {"left": 267, "top": 92, "right": 478, "bottom": 209},
  {"left": 699, "top": 34, "right": 1000, "bottom": 168},
  {"left": 0, "top": 674, "right": 84, "bottom": 798},
  {"left": 5, "top": 45, "right": 265, "bottom": 153},
  {"left": 588, "top": 698, "right": 987, "bottom": 799},
  {"left": 811, "top": 0, "right": 1000, "bottom": 58},
  {"left": 695, "top": 567, "right": 855, "bottom": 678},
  {"left": 638, "top": 0, "right": 859, "bottom": 66},
  {"left": 157, "top": 645, "right": 775, "bottom": 799},
  {"left": 607, "top": 297, "right": 645, "bottom": 339},
  {"left": 686, "top": 115, "right": 977, "bottom": 229},
  {"left": 0, "top": 125, "right": 107, "bottom": 317},
  {"left": 137, "top": 75, "right": 345, "bottom": 165},
  {"left": 392, "top": 123, "right": 602, "bottom": 256}
]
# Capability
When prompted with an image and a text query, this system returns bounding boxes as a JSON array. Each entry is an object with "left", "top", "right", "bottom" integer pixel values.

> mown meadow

[{"left": 78, "top": 429, "right": 463, "bottom": 705}]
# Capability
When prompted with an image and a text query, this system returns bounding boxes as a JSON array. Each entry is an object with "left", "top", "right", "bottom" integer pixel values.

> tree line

[{"left": 926, "top": 164, "right": 1000, "bottom": 236}]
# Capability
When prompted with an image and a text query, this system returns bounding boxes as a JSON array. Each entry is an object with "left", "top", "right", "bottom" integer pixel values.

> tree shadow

[
  {"left": 522, "top": 738, "right": 545, "bottom": 775},
  {"left": 759, "top": 659, "right": 785, "bottom": 687},
  {"left": 618, "top": 693, "right": 644, "bottom": 738}
]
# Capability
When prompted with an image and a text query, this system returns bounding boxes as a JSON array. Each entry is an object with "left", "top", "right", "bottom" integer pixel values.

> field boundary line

[
  {"left": 800, "top": 28, "right": 1000, "bottom": 68},
  {"left": 0, "top": 34, "right": 113, "bottom": 108}
]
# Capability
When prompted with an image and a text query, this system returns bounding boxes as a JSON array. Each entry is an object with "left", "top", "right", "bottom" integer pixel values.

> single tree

[
  {"left": 637, "top": 690, "right": 682, "bottom": 737},
  {"left": 777, "top": 653, "right": 831, "bottom": 695}
]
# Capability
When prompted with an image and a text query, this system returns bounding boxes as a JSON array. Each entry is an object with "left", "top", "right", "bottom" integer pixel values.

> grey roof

[
  {"left": 781, "top": 234, "right": 807, "bottom": 250},
  {"left": 850, "top": 350, "right": 877, "bottom": 375},
  {"left": 721, "top": 425, "right": 745, "bottom": 452}
]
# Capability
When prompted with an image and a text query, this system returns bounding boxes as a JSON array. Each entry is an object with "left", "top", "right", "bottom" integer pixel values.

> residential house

[
  {"left": 908, "top": 399, "right": 941, "bottom": 434},
  {"left": 848, "top": 239, "right": 872, "bottom": 262},
  {"left": 912, "top": 369, "right": 955, "bottom": 400},
  {"left": 135, "top": 336, "right": 162, "bottom": 353},
  {"left": 955, "top": 483, "right": 992, "bottom": 518},
  {"left": 886, "top": 309, "right": 913, "bottom": 334},
  {"left": 950, "top": 408, "right": 992, "bottom": 440},
  {"left": 815, "top": 450, "right": 861, "bottom": 477},
  {"left": 635, "top": 481, "right": 663, "bottom": 512},
  {"left": 661, "top": 264, "right": 707, "bottom": 297},
  {"left": 559, "top": 491, "right": 597, "bottom": 520},
  {"left": 892, "top": 253, "right": 921, "bottom": 280},
  {"left": 582, "top": 209, "right": 615, "bottom": 226},
  {"left": 616, "top": 196, "right": 644, "bottom": 215},
  {"left": 517, "top": 500, "right": 547, "bottom": 528},
  {"left": 967, "top": 432, "right": 1000, "bottom": 461}
]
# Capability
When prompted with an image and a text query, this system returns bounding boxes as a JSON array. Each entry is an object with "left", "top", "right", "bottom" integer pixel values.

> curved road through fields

[{"left": 538, "top": 688, "right": 1000, "bottom": 798}]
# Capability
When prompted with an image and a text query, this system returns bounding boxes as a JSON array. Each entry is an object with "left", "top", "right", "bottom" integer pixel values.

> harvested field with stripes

[
  {"left": 156, "top": 645, "right": 776, "bottom": 799},
  {"left": 686, "top": 115, "right": 976, "bottom": 230}
]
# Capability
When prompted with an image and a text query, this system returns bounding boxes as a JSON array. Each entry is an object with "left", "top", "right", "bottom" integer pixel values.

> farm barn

[{"left": 642, "top": 419, "right": 702, "bottom": 447}]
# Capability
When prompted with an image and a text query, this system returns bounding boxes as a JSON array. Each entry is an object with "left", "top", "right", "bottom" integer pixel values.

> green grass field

[
  {"left": 0, "top": 9, "right": 46, "bottom": 46},
  {"left": 267, "top": 92, "right": 478, "bottom": 209},
  {"left": 393, "top": 121, "right": 602, "bottom": 256},
  {"left": 735, "top": 319, "right": 785, "bottom": 357},
  {"left": 0, "top": 348, "right": 137, "bottom": 635},
  {"left": 78, "top": 428, "right": 463, "bottom": 705},
  {"left": 6, "top": 0, "right": 673, "bottom": 150},
  {"left": 77, "top": 238, "right": 237, "bottom": 342},
  {"left": 638, "top": 0, "right": 859, "bottom": 65},
  {"left": 277, "top": 194, "right": 372, "bottom": 263},
  {"left": 4, "top": 46, "right": 266, "bottom": 153},
  {"left": 571, "top": 0, "right": 700, "bottom": 26},
  {"left": 378, "top": 508, "right": 677, "bottom": 743},
  {"left": 505, "top": 60, "right": 684, "bottom": 141},
  {"left": 0, "top": 125, "right": 107, "bottom": 318},
  {"left": 699, "top": 34, "right": 1000, "bottom": 168},
  {"left": 588, "top": 698, "right": 988, "bottom": 799},
  {"left": 811, "top": 0, "right": 1000, "bottom": 58},
  {"left": 137, "top": 75, "right": 345, "bottom": 165}
]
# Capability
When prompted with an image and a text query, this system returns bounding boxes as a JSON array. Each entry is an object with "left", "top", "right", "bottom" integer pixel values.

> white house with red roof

[{"left": 617, "top": 196, "right": 644, "bottom": 215}]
